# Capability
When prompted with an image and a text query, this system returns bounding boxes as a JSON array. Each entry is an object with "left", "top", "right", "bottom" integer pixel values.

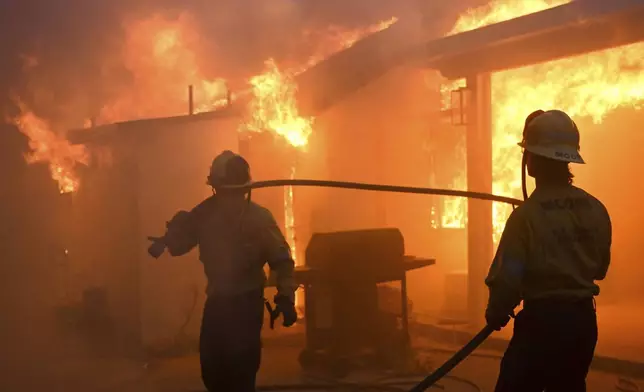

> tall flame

[
  {"left": 491, "top": 43, "right": 644, "bottom": 239},
  {"left": 98, "top": 12, "right": 229, "bottom": 123},
  {"left": 241, "top": 59, "right": 312, "bottom": 311},
  {"left": 440, "top": 0, "right": 644, "bottom": 242},
  {"left": 10, "top": 104, "right": 89, "bottom": 193},
  {"left": 243, "top": 59, "right": 314, "bottom": 149},
  {"left": 13, "top": 12, "right": 396, "bottom": 194},
  {"left": 240, "top": 17, "right": 397, "bottom": 312}
]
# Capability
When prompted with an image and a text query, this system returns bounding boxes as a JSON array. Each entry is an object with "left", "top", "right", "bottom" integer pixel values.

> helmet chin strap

[
  {"left": 521, "top": 150, "right": 529, "bottom": 201},
  {"left": 520, "top": 109, "right": 546, "bottom": 202}
]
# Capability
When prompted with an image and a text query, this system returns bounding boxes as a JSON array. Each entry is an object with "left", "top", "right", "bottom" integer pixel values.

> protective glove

[
  {"left": 274, "top": 295, "right": 297, "bottom": 327},
  {"left": 147, "top": 236, "right": 167, "bottom": 259},
  {"left": 166, "top": 210, "right": 191, "bottom": 230},
  {"left": 485, "top": 307, "right": 511, "bottom": 331}
]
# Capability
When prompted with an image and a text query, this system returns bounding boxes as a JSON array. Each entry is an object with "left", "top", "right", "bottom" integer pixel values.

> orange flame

[
  {"left": 449, "top": 0, "right": 570, "bottom": 35},
  {"left": 291, "top": 17, "right": 398, "bottom": 74},
  {"left": 98, "top": 12, "right": 229, "bottom": 124},
  {"left": 240, "top": 18, "right": 397, "bottom": 312},
  {"left": 14, "top": 12, "right": 396, "bottom": 194},
  {"left": 11, "top": 104, "right": 89, "bottom": 193},
  {"left": 241, "top": 58, "right": 310, "bottom": 275},
  {"left": 440, "top": 0, "right": 644, "bottom": 242},
  {"left": 243, "top": 58, "right": 314, "bottom": 149},
  {"left": 241, "top": 58, "right": 311, "bottom": 310}
]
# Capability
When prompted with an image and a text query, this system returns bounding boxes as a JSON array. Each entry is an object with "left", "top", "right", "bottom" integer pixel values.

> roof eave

[
  {"left": 67, "top": 104, "right": 243, "bottom": 146},
  {"left": 426, "top": 0, "right": 644, "bottom": 79}
]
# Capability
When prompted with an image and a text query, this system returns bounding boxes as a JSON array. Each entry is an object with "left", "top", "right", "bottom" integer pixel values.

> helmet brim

[
  {"left": 207, "top": 178, "right": 252, "bottom": 189},
  {"left": 518, "top": 142, "right": 585, "bottom": 164}
]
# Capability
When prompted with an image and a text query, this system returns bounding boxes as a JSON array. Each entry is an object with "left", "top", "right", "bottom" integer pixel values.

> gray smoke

[{"left": 0, "top": 0, "right": 487, "bottom": 123}]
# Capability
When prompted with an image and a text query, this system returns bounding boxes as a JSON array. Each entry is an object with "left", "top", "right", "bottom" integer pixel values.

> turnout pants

[
  {"left": 494, "top": 297, "right": 597, "bottom": 392},
  {"left": 200, "top": 290, "right": 265, "bottom": 392}
]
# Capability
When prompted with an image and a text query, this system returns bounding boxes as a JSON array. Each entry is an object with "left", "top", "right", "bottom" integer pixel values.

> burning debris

[{"left": 10, "top": 0, "right": 644, "bottom": 241}]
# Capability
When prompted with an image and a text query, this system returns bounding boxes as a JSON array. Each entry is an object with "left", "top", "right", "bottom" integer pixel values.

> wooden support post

[
  {"left": 466, "top": 73, "right": 493, "bottom": 329},
  {"left": 188, "top": 85, "right": 194, "bottom": 115}
]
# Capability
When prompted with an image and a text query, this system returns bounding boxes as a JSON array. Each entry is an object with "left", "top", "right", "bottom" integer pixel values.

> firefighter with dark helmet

[
  {"left": 148, "top": 150, "right": 297, "bottom": 392},
  {"left": 485, "top": 110, "right": 612, "bottom": 391}
]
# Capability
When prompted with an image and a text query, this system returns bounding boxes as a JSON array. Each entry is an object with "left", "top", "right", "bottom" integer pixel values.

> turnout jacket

[
  {"left": 486, "top": 184, "right": 611, "bottom": 314},
  {"left": 164, "top": 196, "right": 296, "bottom": 302}
]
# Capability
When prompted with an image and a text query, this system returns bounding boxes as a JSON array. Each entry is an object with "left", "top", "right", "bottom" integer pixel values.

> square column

[{"left": 465, "top": 73, "right": 493, "bottom": 328}]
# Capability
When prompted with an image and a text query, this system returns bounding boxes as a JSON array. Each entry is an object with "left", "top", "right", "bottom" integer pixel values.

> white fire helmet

[
  {"left": 518, "top": 110, "right": 585, "bottom": 164},
  {"left": 207, "top": 150, "right": 252, "bottom": 188}
]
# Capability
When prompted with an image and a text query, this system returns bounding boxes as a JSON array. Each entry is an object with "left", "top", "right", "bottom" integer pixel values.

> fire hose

[
  {"left": 407, "top": 326, "right": 495, "bottom": 392},
  {"left": 230, "top": 179, "right": 520, "bottom": 391},
  {"left": 233, "top": 179, "right": 522, "bottom": 206},
  {"left": 150, "top": 179, "right": 522, "bottom": 390}
]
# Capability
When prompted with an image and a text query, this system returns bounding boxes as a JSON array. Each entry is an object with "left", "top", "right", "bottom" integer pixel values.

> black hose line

[
  {"left": 257, "top": 383, "right": 405, "bottom": 391},
  {"left": 520, "top": 109, "right": 545, "bottom": 202},
  {"left": 408, "top": 326, "right": 495, "bottom": 392},
  {"left": 228, "top": 179, "right": 522, "bottom": 206},
  {"left": 223, "top": 178, "right": 507, "bottom": 391},
  {"left": 255, "top": 372, "right": 488, "bottom": 392}
]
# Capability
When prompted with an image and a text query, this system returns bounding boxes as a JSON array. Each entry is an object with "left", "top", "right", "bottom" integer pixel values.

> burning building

[
  {"left": 56, "top": 14, "right": 406, "bottom": 351},
  {"left": 10, "top": 0, "right": 644, "bottom": 376}
]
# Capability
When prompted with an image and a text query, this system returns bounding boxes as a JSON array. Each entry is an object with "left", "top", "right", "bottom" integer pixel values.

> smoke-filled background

[
  {"left": 0, "top": 0, "right": 485, "bottom": 182},
  {"left": 5, "top": 0, "right": 643, "bottom": 391},
  {"left": 0, "top": 0, "right": 484, "bottom": 124},
  {"left": 0, "top": 1, "right": 488, "bottom": 390}
]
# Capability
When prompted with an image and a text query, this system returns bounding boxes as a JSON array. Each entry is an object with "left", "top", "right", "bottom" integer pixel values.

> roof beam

[{"left": 426, "top": 0, "right": 644, "bottom": 79}]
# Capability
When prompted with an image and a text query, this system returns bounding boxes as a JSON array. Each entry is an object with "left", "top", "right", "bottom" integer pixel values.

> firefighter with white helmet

[
  {"left": 485, "top": 110, "right": 612, "bottom": 391},
  {"left": 148, "top": 150, "right": 297, "bottom": 392}
]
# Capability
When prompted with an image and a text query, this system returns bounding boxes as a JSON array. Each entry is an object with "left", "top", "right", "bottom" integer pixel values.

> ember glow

[
  {"left": 241, "top": 57, "right": 312, "bottom": 267},
  {"left": 439, "top": 0, "right": 644, "bottom": 242},
  {"left": 11, "top": 104, "right": 89, "bottom": 193},
  {"left": 491, "top": 44, "right": 644, "bottom": 240}
]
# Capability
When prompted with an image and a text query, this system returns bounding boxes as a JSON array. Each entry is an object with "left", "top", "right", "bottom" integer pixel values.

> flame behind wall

[{"left": 438, "top": 0, "right": 644, "bottom": 245}]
